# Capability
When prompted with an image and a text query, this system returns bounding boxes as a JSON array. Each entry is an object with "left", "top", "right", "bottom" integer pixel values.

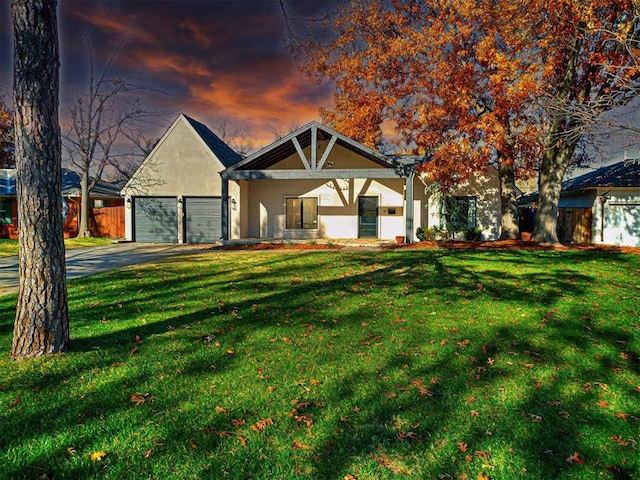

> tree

[
  {"left": 530, "top": 0, "right": 640, "bottom": 243},
  {"left": 209, "top": 116, "right": 255, "bottom": 157},
  {"left": 64, "top": 38, "right": 157, "bottom": 237},
  {"left": 294, "top": 0, "right": 640, "bottom": 244},
  {"left": 11, "top": 0, "right": 69, "bottom": 358},
  {"left": 0, "top": 95, "right": 14, "bottom": 168},
  {"left": 293, "top": 0, "right": 542, "bottom": 240}
]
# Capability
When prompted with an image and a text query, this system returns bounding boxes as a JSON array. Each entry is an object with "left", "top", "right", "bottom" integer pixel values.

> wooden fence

[{"left": 557, "top": 207, "right": 592, "bottom": 244}]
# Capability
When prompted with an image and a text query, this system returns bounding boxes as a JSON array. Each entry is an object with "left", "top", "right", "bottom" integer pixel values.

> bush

[
  {"left": 465, "top": 227, "right": 483, "bottom": 241},
  {"left": 416, "top": 226, "right": 448, "bottom": 242}
]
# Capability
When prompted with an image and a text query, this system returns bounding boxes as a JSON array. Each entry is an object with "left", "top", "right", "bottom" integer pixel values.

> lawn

[
  {"left": 0, "top": 249, "right": 638, "bottom": 479},
  {"left": 0, "top": 237, "right": 114, "bottom": 257}
]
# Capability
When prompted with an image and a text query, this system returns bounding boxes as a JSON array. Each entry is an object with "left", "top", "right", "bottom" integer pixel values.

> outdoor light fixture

[{"left": 230, "top": 197, "right": 238, "bottom": 211}]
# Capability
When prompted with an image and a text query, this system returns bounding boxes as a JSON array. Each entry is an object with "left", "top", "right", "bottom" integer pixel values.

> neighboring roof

[
  {"left": 62, "top": 169, "right": 122, "bottom": 198},
  {"left": 225, "top": 121, "right": 397, "bottom": 172},
  {"left": 182, "top": 114, "right": 242, "bottom": 169},
  {"left": 1, "top": 168, "right": 120, "bottom": 198},
  {"left": 0, "top": 169, "right": 16, "bottom": 195},
  {"left": 561, "top": 159, "right": 640, "bottom": 192},
  {"left": 518, "top": 159, "right": 640, "bottom": 205}
]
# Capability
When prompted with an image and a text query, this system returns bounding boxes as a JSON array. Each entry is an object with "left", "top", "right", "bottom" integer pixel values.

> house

[
  {"left": 0, "top": 168, "right": 124, "bottom": 239},
  {"left": 519, "top": 159, "right": 640, "bottom": 246},
  {"left": 121, "top": 113, "right": 243, "bottom": 243},
  {"left": 61, "top": 169, "right": 125, "bottom": 239},
  {"left": 220, "top": 122, "right": 501, "bottom": 242}
]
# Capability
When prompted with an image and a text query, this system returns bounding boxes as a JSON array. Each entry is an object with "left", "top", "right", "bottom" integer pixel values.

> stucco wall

[
  {"left": 242, "top": 177, "right": 410, "bottom": 239},
  {"left": 592, "top": 188, "right": 640, "bottom": 246},
  {"left": 418, "top": 168, "right": 501, "bottom": 241},
  {"left": 122, "top": 118, "right": 225, "bottom": 198}
]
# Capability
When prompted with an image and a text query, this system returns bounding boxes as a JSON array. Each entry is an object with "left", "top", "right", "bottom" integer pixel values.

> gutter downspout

[{"left": 598, "top": 189, "right": 611, "bottom": 243}]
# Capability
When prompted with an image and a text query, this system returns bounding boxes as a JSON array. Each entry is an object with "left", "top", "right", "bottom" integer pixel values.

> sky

[{"left": 0, "top": 0, "right": 340, "bottom": 150}]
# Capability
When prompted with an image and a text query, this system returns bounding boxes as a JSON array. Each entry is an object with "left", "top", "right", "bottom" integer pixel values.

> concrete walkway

[{"left": 0, "top": 243, "right": 210, "bottom": 297}]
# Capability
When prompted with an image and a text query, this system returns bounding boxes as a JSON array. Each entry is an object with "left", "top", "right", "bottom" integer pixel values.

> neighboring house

[
  {"left": 121, "top": 113, "right": 243, "bottom": 243},
  {"left": 61, "top": 169, "right": 125, "bottom": 239},
  {"left": 0, "top": 168, "right": 124, "bottom": 239},
  {"left": 519, "top": 159, "right": 640, "bottom": 246},
  {"left": 221, "top": 121, "right": 501, "bottom": 242},
  {"left": 0, "top": 169, "right": 17, "bottom": 239}
]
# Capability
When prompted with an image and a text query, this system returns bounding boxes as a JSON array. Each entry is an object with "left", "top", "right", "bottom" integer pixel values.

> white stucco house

[
  {"left": 123, "top": 117, "right": 501, "bottom": 243},
  {"left": 520, "top": 159, "right": 640, "bottom": 246},
  {"left": 221, "top": 122, "right": 500, "bottom": 242}
]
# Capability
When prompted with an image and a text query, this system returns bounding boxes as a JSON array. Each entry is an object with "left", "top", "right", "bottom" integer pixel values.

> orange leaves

[
  {"left": 565, "top": 451, "right": 585, "bottom": 465},
  {"left": 250, "top": 418, "right": 274, "bottom": 432},
  {"left": 129, "top": 392, "right": 149, "bottom": 406},
  {"left": 6, "top": 397, "right": 21, "bottom": 409},
  {"left": 90, "top": 451, "right": 108, "bottom": 462}
]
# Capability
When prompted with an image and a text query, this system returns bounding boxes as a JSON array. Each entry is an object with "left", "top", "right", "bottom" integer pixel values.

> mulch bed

[
  {"left": 211, "top": 243, "right": 344, "bottom": 251},
  {"left": 391, "top": 239, "right": 640, "bottom": 254},
  {"left": 212, "top": 239, "right": 640, "bottom": 254}
]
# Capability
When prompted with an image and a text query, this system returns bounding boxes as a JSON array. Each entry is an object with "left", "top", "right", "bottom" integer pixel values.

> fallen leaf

[
  {"left": 565, "top": 451, "right": 585, "bottom": 464},
  {"left": 597, "top": 400, "right": 609, "bottom": 408},
  {"left": 90, "top": 451, "right": 107, "bottom": 462},
  {"left": 458, "top": 442, "right": 468, "bottom": 452},
  {"left": 130, "top": 392, "right": 149, "bottom": 406},
  {"left": 344, "top": 475, "right": 357, "bottom": 480},
  {"left": 470, "top": 410, "right": 480, "bottom": 417},
  {"left": 251, "top": 418, "right": 274, "bottom": 431},
  {"left": 477, "top": 473, "right": 491, "bottom": 480},
  {"left": 611, "top": 435, "right": 630, "bottom": 446},
  {"left": 7, "top": 397, "right": 21, "bottom": 409},
  {"left": 215, "top": 406, "right": 230, "bottom": 414},
  {"left": 292, "top": 439, "right": 314, "bottom": 450},
  {"left": 231, "top": 419, "right": 246, "bottom": 427},
  {"left": 189, "top": 440, "right": 197, "bottom": 448},
  {"left": 66, "top": 447, "right": 77, "bottom": 455},
  {"left": 144, "top": 450, "right": 153, "bottom": 458}
]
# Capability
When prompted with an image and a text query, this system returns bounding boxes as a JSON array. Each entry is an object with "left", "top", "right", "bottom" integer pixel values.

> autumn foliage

[{"left": 294, "top": 0, "right": 640, "bottom": 242}]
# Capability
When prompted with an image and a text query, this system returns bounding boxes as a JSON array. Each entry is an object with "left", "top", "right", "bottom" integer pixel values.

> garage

[
  {"left": 133, "top": 197, "right": 178, "bottom": 243},
  {"left": 184, "top": 196, "right": 222, "bottom": 243}
]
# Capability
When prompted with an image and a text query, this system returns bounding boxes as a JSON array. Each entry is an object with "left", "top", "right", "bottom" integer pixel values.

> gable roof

[
  {"left": 182, "top": 114, "right": 242, "bottom": 169},
  {"left": 224, "top": 121, "right": 396, "bottom": 172},
  {"left": 62, "top": 169, "right": 122, "bottom": 198},
  {"left": 122, "top": 113, "right": 242, "bottom": 193},
  {"left": 561, "top": 159, "right": 640, "bottom": 192}
]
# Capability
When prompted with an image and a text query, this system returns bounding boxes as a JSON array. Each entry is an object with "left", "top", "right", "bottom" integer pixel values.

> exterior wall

[
  {"left": 242, "top": 177, "right": 407, "bottom": 240},
  {"left": 419, "top": 168, "right": 501, "bottom": 240},
  {"left": 592, "top": 188, "right": 640, "bottom": 246}
]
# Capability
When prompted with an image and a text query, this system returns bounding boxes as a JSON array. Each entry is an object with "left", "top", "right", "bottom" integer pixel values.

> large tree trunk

[
  {"left": 497, "top": 157, "right": 519, "bottom": 240},
  {"left": 532, "top": 140, "right": 577, "bottom": 245},
  {"left": 11, "top": 0, "right": 69, "bottom": 359}
]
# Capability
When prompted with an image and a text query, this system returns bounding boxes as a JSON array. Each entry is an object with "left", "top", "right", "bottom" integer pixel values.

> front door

[{"left": 358, "top": 196, "right": 378, "bottom": 238}]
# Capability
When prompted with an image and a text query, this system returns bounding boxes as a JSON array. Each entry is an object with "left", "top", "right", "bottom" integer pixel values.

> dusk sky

[{"left": 0, "top": 0, "right": 341, "bottom": 149}]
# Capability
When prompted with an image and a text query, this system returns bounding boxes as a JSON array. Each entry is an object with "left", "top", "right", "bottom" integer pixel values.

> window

[
  {"left": 442, "top": 196, "right": 476, "bottom": 232},
  {"left": 0, "top": 198, "right": 12, "bottom": 225},
  {"left": 286, "top": 197, "right": 318, "bottom": 229}
]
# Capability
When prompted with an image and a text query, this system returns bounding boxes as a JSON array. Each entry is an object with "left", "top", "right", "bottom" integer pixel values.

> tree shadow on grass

[{"left": 0, "top": 249, "right": 638, "bottom": 479}]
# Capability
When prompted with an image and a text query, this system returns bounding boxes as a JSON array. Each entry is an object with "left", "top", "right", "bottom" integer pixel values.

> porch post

[
  {"left": 405, "top": 173, "right": 415, "bottom": 242},
  {"left": 221, "top": 176, "right": 229, "bottom": 241}
]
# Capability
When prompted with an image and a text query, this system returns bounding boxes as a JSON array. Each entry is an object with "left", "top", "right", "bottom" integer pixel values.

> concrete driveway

[{"left": 0, "top": 243, "right": 211, "bottom": 296}]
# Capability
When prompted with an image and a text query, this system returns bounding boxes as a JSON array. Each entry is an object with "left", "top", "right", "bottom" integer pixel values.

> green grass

[
  {"left": 0, "top": 249, "right": 638, "bottom": 479},
  {"left": 0, "top": 237, "right": 114, "bottom": 257}
]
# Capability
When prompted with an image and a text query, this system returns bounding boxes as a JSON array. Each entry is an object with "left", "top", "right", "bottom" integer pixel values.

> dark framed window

[
  {"left": 0, "top": 198, "right": 12, "bottom": 225},
  {"left": 286, "top": 197, "right": 318, "bottom": 229},
  {"left": 442, "top": 196, "right": 477, "bottom": 231}
]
